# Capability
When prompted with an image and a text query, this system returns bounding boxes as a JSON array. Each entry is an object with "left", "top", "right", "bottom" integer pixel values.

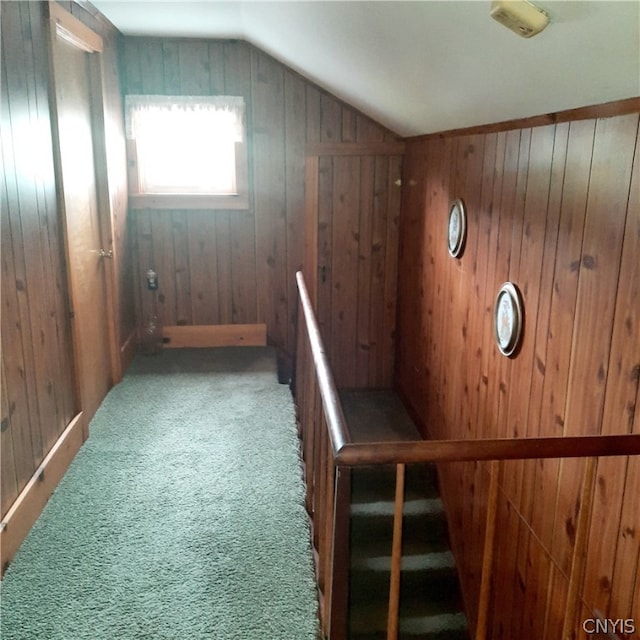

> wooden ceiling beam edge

[{"left": 409, "top": 96, "right": 640, "bottom": 142}]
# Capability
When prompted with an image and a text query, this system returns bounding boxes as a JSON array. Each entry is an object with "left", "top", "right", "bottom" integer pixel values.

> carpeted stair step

[
  {"left": 350, "top": 496, "right": 451, "bottom": 547},
  {"left": 350, "top": 550, "right": 464, "bottom": 605},
  {"left": 351, "top": 538, "right": 452, "bottom": 564},
  {"left": 350, "top": 597, "right": 469, "bottom": 640},
  {"left": 351, "top": 464, "right": 440, "bottom": 503}
]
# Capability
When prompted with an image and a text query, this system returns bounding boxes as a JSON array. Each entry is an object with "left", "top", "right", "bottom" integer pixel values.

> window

[{"left": 125, "top": 95, "right": 248, "bottom": 210}]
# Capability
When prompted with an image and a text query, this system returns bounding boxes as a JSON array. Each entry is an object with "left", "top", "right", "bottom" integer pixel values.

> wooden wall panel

[
  {"left": 355, "top": 157, "right": 375, "bottom": 387},
  {"left": 252, "top": 50, "right": 288, "bottom": 350},
  {"left": 284, "top": 70, "right": 307, "bottom": 349},
  {"left": 1, "top": 358, "right": 18, "bottom": 517},
  {"left": 396, "top": 111, "right": 640, "bottom": 637},
  {"left": 1, "top": 1, "right": 76, "bottom": 517},
  {"left": 224, "top": 42, "right": 257, "bottom": 326},
  {"left": 330, "top": 156, "right": 361, "bottom": 387},
  {"left": 309, "top": 151, "right": 403, "bottom": 389},
  {"left": 121, "top": 37, "right": 402, "bottom": 366},
  {"left": 582, "top": 123, "right": 640, "bottom": 624},
  {"left": 1, "top": 0, "right": 131, "bottom": 525}
]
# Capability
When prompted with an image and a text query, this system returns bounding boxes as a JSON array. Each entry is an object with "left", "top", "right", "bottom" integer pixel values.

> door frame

[{"left": 47, "top": 1, "right": 119, "bottom": 431}]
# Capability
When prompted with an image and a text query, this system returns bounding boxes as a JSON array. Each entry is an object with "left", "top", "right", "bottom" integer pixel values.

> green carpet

[{"left": 1, "top": 348, "right": 319, "bottom": 640}]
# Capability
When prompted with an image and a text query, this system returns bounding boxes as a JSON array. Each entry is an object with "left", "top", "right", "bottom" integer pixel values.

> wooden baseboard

[
  {"left": 1, "top": 413, "right": 85, "bottom": 576},
  {"left": 163, "top": 324, "right": 267, "bottom": 348}
]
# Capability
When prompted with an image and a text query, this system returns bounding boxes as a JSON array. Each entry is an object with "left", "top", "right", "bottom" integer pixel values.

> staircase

[{"left": 340, "top": 391, "right": 469, "bottom": 640}]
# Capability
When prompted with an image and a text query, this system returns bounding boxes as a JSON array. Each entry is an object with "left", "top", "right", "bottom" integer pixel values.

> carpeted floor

[{"left": 1, "top": 347, "right": 319, "bottom": 640}]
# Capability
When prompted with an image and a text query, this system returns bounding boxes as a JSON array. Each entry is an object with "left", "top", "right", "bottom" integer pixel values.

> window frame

[{"left": 125, "top": 95, "right": 249, "bottom": 211}]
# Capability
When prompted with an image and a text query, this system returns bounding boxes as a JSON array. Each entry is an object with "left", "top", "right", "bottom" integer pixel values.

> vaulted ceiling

[{"left": 92, "top": 1, "right": 640, "bottom": 137}]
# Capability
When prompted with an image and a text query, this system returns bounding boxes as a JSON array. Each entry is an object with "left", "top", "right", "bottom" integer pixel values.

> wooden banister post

[{"left": 387, "top": 463, "right": 406, "bottom": 640}]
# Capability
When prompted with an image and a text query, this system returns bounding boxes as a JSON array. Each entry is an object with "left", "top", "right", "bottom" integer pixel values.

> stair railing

[{"left": 293, "top": 270, "right": 640, "bottom": 640}]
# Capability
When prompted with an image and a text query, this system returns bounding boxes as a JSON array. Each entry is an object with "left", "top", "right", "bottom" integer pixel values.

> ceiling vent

[{"left": 490, "top": 0, "right": 550, "bottom": 38}]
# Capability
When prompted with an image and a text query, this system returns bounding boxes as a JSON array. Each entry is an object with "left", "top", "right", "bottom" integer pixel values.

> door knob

[{"left": 99, "top": 248, "right": 113, "bottom": 259}]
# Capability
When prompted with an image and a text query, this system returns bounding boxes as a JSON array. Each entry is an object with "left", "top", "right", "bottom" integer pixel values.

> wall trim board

[
  {"left": 70, "top": 0, "right": 120, "bottom": 33},
  {"left": 409, "top": 97, "right": 640, "bottom": 142},
  {"left": 162, "top": 323, "right": 267, "bottom": 348},
  {"left": 0, "top": 413, "right": 85, "bottom": 576},
  {"left": 49, "top": 1, "right": 103, "bottom": 53}
]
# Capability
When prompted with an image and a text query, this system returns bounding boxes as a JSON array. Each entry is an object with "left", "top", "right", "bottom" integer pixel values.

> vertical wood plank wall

[
  {"left": 1, "top": 1, "right": 131, "bottom": 521},
  {"left": 395, "top": 113, "right": 640, "bottom": 638},
  {"left": 120, "top": 38, "right": 400, "bottom": 364},
  {"left": 1, "top": 1, "right": 76, "bottom": 518},
  {"left": 314, "top": 153, "right": 403, "bottom": 389}
]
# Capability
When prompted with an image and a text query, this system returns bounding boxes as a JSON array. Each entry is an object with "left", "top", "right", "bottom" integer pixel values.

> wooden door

[
  {"left": 304, "top": 148, "right": 404, "bottom": 389},
  {"left": 49, "top": 4, "right": 113, "bottom": 429}
]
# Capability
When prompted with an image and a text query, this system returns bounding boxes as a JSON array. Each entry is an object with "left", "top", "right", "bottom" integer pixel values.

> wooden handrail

[
  {"left": 296, "top": 271, "right": 350, "bottom": 454},
  {"left": 295, "top": 271, "right": 640, "bottom": 466},
  {"left": 333, "top": 433, "right": 640, "bottom": 465}
]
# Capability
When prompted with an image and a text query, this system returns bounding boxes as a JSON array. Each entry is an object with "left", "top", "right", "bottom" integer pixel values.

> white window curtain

[{"left": 125, "top": 95, "right": 245, "bottom": 195}]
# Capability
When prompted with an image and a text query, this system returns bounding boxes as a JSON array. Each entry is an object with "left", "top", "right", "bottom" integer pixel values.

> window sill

[{"left": 129, "top": 193, "right": 250, "bottom": 211}]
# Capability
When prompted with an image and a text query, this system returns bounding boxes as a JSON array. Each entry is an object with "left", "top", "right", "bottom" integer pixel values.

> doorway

[{"left": 48, "top": 2, "right": 115, "bottom": 430}]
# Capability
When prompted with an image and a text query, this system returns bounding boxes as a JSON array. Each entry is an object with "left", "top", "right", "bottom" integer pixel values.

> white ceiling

[{"left": 92, "top": 0, "right": 640, "bottom": 137}]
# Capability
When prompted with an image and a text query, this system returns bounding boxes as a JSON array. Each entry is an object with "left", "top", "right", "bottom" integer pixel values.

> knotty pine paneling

[
  {"left": 313, "top": 152, "right": 402, "bottom": 388},
  {"left": 396, "top": 112, "right": 640, "bottom": 637},
  {"left": 1, "top": 1, "right": 131, "bottom": 521},
  {"left": 1, "top": 1, "right": 77, "bottom": 517},
  {"left": 121, "top": 37, "right": 401, "bottom": 363}
]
